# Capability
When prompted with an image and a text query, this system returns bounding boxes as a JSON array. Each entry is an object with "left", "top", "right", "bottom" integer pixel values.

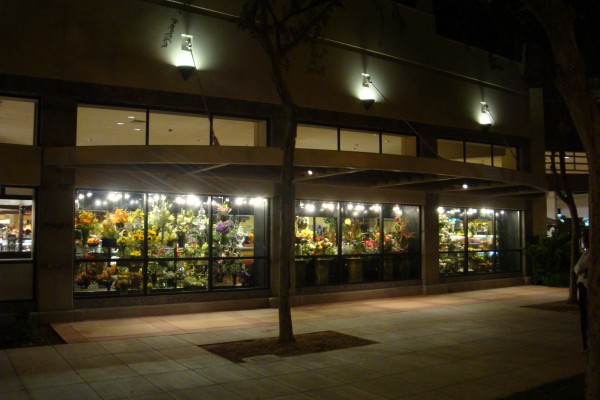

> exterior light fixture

[
  {"left": 359, "top": 73, "right": 375, "bottom": 111},
  {"left": 462, "top": 183, "right": 469, "bottom": 189},
  {"left": 177, "top": 34, "right": 196, "bottom": 80},
  {"left": 479, "top": 101, "right": 493, "bottom": 126}
]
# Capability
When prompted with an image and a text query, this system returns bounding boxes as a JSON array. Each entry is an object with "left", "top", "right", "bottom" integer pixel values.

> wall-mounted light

[
  {"left": 479, "top": 101, "right": 493, "bottom": 126},
  {"left": 359, "top": 73, "right": 375, "bottom": 111},
  {"left": 176, "top": 34, "right": 196, "bottom": 80}
]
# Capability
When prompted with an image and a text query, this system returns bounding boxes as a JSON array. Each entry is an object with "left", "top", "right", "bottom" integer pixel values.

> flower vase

[{"left": 347, "top": 257, "right": 363, "bottom": 283}]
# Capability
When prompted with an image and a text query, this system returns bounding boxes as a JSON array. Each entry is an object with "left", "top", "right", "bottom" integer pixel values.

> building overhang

[{"left": 44, "top": 146, "right": 547, "bottom": 199}]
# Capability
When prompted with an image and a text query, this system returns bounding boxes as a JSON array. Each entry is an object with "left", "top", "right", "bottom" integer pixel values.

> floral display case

[
  {"left": 438, "top": 207, "right": 522, "bottom": 275},
  {"left": 294, "top": 201, "right": 338, "bottom": 286},
  {"left": 295, "top": 200, "right": 420, "bottom": 286},
  {"left": 73, "top": 190, "right": 268, "bottom": 297}
]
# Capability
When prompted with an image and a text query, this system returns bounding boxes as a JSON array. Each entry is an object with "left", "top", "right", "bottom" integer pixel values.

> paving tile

[
  {"left": 89, "top": 376, "right": 162, "bottom": 399},
  {"left": 350, "top": 374, "right": 430, "bottom": 399},
  {"left": 28, "top": 383, "right": 101, "bottom": 400},
  {"left": 20, "top": 371, "right": 84, "bottom": 390},
  {"left": 144, "top": 369, "right": 214, "bottom": 391},
  {"left": 77, "top": 364, "right": 139, "bottom": 383},
  {"left": 242, "top": 360, "right": 307, "bottom": 377},
  {"left": 221, "top": 377, "right": 298, "bottom": 400},
  {"left": 97, "top": 338, "right": 154, "bottom": 354},
  {"left": 275, "top": 370, "right": 341, "bottom": 391},
  {"left": 175, "top": 354, "right": 233, "bottom": 369},
  {"left": 0, "top": 391, "right": 31, "bottom": 400},
  {"left": 313, "top": 364, "right": 387, "bottom": 383},
  {"left": 171, "top": 384, "right": 244, "bottom": 400},
  {"left": 304, "top": 384, "right": 388, "bottom": 399},
  {"left": 138, "top": 335, "right": 192, "bottom": 350},
  {"left": 194, "top": 363, "right": 263, "bottom": 383}
]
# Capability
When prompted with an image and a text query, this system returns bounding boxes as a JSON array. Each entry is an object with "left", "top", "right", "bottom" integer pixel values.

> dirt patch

[
  {"left": 201, "top": 330, "right": 376, "bottom": 363},
  {"left": 522, "top": 300, "right": 579, "bottom": 313},
  {"left": 0, "top": 323, "right": 65, "bottom": 350}
]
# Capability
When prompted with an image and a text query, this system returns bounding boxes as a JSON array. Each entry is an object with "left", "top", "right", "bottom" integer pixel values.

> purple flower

[{"left": 216, "top": 220, "right": 234, "bottom": 235}]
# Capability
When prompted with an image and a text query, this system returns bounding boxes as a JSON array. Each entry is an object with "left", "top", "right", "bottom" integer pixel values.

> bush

[{"left": 526, "top": 221, "right": 572, "bottom": 287}]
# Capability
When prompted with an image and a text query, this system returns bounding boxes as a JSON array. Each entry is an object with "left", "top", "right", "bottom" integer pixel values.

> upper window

[
  {"left": 77, "top": 105, "right": 146, "bottom": 146},
  {"left": 77, "top": 105, "right": 267, "bottom": 147},
  {"left": 0, "top": 96, "right": 36, "bottom": 145},
  {"left": 382, "top": 133, "right": 417, "bottom": 156},
  {"left": 340, "top": 129, "right": 379, "bottom": 154},
  {"left": 297, "top": 125, "right": 338, "bottom": 150},
  {"left": 545, "top": 151, "right": 588, "bottom": 174},
  {"left": 438, "top": 139, "right": 518, "bottom": 170},
  {"left": 149, "top": 111, "right": 209, "bottom": 145}
]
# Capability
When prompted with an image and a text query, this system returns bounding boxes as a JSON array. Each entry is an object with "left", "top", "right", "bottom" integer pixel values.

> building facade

[{"left": 0, "top": 0, "right": 547, "bottom": 321}]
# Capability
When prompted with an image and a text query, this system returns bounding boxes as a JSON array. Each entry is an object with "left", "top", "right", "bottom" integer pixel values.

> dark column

[{"left": 36, "top": 95, "right": 77, "bottom": 319}]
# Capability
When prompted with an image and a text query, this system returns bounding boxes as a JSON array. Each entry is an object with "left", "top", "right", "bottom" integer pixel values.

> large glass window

[
  {"left": 73, "top": 190, "right": 268, "bottom": 297},
  {"left": 438, "top": 139, "right": 464, "bottom": 162},
  {"left": 382, "top": 134, "right": 417, "bottom": 156},
  {"left": 295, "top": 200, "right": 420, "bottom": 286},
  {"left": 0, "top": 96, "right": 36, "bottom": 145},
  {"left": 213, "top": 117, "right": 267, "bottom": 147},
  {"left": 465, "top": 142, "right": 492, "bottom": 166},
  {"left": 78, "top": 105, "right": 267, "bottom": 147},
  {"left": 494, "top": 145, "right": 518, "bottom": 170},
  {"left": 340, "top": 129, "right": 379, "bottom": 153},
  {"left": 0, "top": 189, "right": 34, "bottom": 259},
  {"left": 77, "top": 105, "right": 147, "bottom": 146},
  {"left": 296, "top": 125, "right": 338, "bottom": 150},
  {"left": 149, "top": 111, "right": 209, "bottom": 145},
  {"left": 438, "top": 207, "right": 521, "bottom": 275}
]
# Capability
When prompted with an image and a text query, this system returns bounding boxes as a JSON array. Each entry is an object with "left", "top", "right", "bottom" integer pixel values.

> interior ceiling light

[{"left": 359, "top": 73, "right": 375, "bottom": 111}]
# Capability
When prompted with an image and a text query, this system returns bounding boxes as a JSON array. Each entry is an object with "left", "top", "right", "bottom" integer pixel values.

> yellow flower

[{"left": 344, "top": 218, "right": 351, "bottom": 225}]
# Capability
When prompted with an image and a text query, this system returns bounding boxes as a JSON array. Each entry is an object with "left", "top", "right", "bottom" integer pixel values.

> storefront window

[
  {"left": 211, "top": 196, "right": 268, "bottom": 288},
  {"left": 438, "top": 208, "right": 466, "bottom": 274},
  {"left": 0, "top": 193, "right": 34, "bottom": 259},
  {"left": 149, "top": 111, "right": 209, "bottom": 145},
  {"left": 296, "top": 125, "right": 338, "bottom": 150},
  {"left": 73, "top": 190, "right": 268, "bottom": 297},
  {"left": 382, "top": 134, "right": 417, "bottom": 156},
  {"left": 77, "top": 105, "right": 147, "bottom": 146},
  {"left": 294, "top": 200, "right": 421, "bottom": 287},
  {"left": 438, "top": 207, "right": 522, "bottom": 275}
]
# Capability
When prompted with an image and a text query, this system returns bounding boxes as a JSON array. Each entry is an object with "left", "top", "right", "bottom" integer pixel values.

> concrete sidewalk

[{"left": 0, "top": 286, "right": 586, "bottom": 399}]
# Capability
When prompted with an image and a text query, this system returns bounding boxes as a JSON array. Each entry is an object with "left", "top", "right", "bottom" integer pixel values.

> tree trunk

[
  {"left": 550, "top": 146, "right": 580, "bottom": 304},
  {"left": 523, "top": 1, "right": 600, "bottom": 398}
]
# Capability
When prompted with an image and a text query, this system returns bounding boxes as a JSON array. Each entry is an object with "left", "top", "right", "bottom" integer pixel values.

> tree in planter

[
  {"left": 239, "top": 0, "right": 342, "bottom": 344},
  {"left": 521, "top": 1, "right": 600, "bottom": 397}
]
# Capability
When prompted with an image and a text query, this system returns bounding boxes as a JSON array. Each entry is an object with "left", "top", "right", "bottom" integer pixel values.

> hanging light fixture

[
  {"left": 176, "top": 34, "right": 196, "bottom": 80},
  {"left": 359, "top": 73, "right": 375, "bottom": 111},
  {"left": 479, "top": 101, "right": 493, "bottom": 126}
]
